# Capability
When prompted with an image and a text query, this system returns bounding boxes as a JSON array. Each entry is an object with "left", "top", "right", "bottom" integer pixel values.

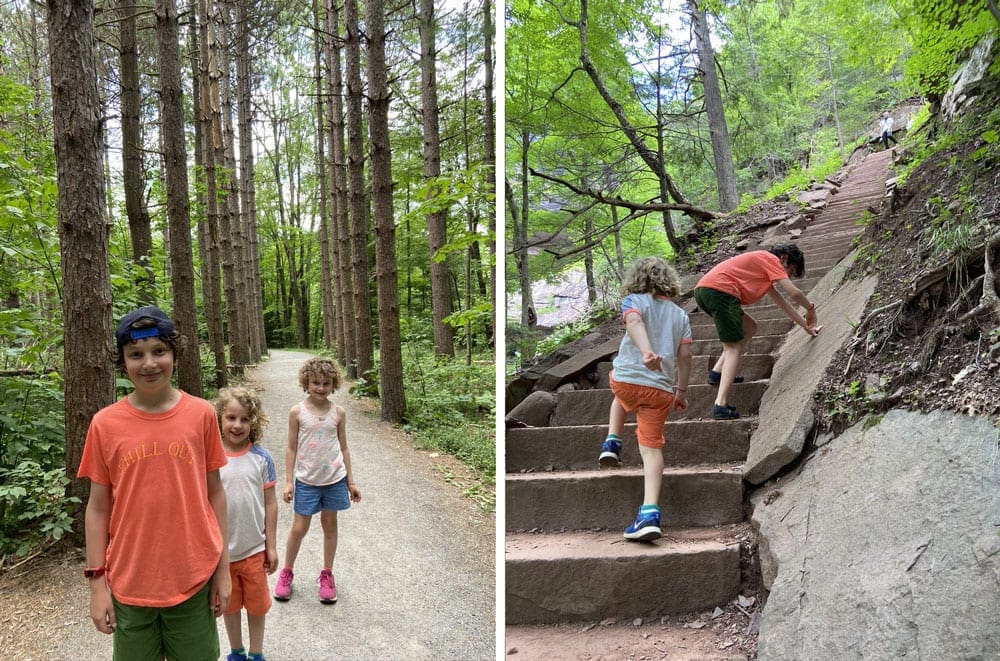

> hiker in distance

[
  {"left": 879, "top": 110, "right": 897, "bottom": 150},
  {"left": 598, "top": 256, "right": 692, "bottom": 541},
  {"left": 694, "top": 244, "right": 820, "bottom": 420}
]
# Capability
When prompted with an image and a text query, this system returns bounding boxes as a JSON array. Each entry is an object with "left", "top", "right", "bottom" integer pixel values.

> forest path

[{"left": 1, "top": 348, "right": 495, "bottom": 660}]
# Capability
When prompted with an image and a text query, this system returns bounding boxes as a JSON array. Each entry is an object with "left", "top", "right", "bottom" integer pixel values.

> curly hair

[
  {"left": 297, "top": 357, "right": 342, "bottom": 392},
  {"left": 622, "top": 256, "right": 683, "bottom": 297},
  {"left": 214, "top": 387, "right": 269, "bottom": 444}
]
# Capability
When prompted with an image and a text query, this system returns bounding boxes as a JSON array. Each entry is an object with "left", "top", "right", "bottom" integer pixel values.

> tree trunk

[
  {"left": 210, "top": 0, "right": 247, "bottom": 373},
  {"left": 366, "top": 0, "right": 405, "bottom": 422},
  {"left": 234, "top": 0, "right": 263, "bottom": 362},
  {"left": 420, "top": 0, "right": 455, "bottom": 357},
  {"left": 325, "top": 0, "right": 353, "bottom": 372},
  {"left": 119, "top": 0, "right": 154, "bottom": 303},
  {"left": 156, "top": 0, "right": 202, "bottom": 396},
  {"left": 47, "top": 0, "right": 115, "bottom": 541},
  {"left": 611, "top": 204, "right": 624, "bottom": 279},
  {"left": 483, "top": 0, "right": 496, "bottom": 344},
  {"left": 689, "top": 0, "right": 738, "bottom": 212},
  {"left": 197, "top": 0, "right": 228, "bottom": 387},
  {"left": 344, "top": 0, "right": 374, "bottom": 376},
  {"left": 825, "top": 38, "right": 845, "bottom": 163},
  {"left": 314, "top": 0, "right": 335, "bottom": 350},
  {"left": 584, "top": 211, "right": 596, "bottom": 304}
]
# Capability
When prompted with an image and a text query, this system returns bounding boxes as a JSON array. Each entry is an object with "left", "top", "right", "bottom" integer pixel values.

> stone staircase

[{"left": 505, "top": 150, "right": 893, "bottom": 629}]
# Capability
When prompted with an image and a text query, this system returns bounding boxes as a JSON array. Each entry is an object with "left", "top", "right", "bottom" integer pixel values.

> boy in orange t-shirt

[
  {"left": 78, "top": 306, "right": 230, "bottom": 660},
  {"left": 694, "top": 245, "right": 820, "bottom": 419}
]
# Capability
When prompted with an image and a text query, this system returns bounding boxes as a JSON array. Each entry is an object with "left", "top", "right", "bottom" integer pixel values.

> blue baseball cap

[{"left": 115, "top": 306, "right": 176, "bottom": 351}]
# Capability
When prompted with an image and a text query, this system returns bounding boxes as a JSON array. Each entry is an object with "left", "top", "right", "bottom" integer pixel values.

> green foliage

[
  {"left": 0, "top": 461, "right": 78, "bottom": 556},
  {"left": 400, "top": 344, "right": 495, "bottom": 503},
  {"left": 0, "top": 374, "right": 76, "bottom": 556},
  {"left": 743, "top": 144, "right": 851, "bottom": 214},
  {"left": 535, "top": 306, "right": 616, "bottom": 358},
  {"left": 822, "top": 378, "right": 876, "bottom": 428},
  {"left": 893, "top": 0, "right": 996, "bottom": 97}
]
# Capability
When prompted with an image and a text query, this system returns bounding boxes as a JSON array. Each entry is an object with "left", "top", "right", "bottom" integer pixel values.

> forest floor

[{"left": 0, "top": 349, "right": 496, "bottom": 660}]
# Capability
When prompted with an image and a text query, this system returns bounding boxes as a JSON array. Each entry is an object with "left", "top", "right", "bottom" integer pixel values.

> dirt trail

[{"left": 0, "top": 349, "right": 495, "bottom": 660}]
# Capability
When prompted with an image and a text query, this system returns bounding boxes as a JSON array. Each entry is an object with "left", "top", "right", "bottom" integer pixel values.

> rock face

[
  {"left": 751, "top": 409, "right": 1000, "bottom": 660},
  {"left": 942, "top": 34, "right": 997, "bottom": 120},
  {"left": 743, "top": 260, "right": 878, "bottom": 485}
]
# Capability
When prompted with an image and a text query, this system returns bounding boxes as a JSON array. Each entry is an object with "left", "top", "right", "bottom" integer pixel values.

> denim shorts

[{"left": 293, "top": 477, "right": 350, "bottom": 516}]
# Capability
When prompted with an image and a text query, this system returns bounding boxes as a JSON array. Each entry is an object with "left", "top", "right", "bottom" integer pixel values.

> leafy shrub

[
  {"left": 0, "top": 461, "right": 78, "bottom": 556},
  {"left": 400, "top": 346, "right": 495, "bottom": 502},
  {"left": 0, "top": 375, "right": 78, "bottom": 556},
  {"left": 535, "top": 306, "right": 615, "bottom": 358}
]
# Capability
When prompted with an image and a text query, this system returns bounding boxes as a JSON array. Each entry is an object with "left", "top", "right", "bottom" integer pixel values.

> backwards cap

[{"left": 115, "top": 306, "right": 175, "bottom": 351}]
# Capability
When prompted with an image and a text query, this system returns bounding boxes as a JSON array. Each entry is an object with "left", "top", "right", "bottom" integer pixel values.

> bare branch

[{"left": 529, "top": 167, "right": 717, "bottom": 220}]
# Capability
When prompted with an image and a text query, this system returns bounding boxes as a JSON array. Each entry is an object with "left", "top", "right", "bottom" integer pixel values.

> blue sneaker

[
  {"left": 226, "top": 653, "right": 248, "bottom": 661},
  {"left": 624, "top": 510, "right": 662, "bottom": 541},
  {"left": 598, "top": 439, "right": 622, "bottom": 467}
]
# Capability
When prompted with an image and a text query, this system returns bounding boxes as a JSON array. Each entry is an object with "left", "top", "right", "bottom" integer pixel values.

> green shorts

[
  {"left": 112, "top": 581, "right": 219, "bottom": 661},
  {"left": 694, "top": 287, "right": 745, "bottom": 343}
]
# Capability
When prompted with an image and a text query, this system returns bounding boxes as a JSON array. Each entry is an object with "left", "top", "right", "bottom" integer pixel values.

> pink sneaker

[
  {"left": 274, "top": 568, "right": 293, "bottom": 601},
  {"left": 317, "top": 569, "right": 337, "bottom": 604}
]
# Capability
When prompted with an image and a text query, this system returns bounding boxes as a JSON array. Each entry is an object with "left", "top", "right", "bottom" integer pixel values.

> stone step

[
  {"left": 691, "top": 316, "right": 793, "bottom": 339},
  {"left": 506, "top": 465, "right": 744, "bottom": 531},
  {"left": 690, "top": 334, "right": 785, "bottom": 357},
  {"left": 506, "top": 419, "right": 752, "bottom": 472},
  {"left": 550, "top": 380, "right": 768, "bottom": 426},
  {"left": 794, "top": 236, "right": 859, "bottom": 253},
  {"left": 591, "top": 353, "right": 774, "bottom": 389},
  {"left": 506, "top": 528, "right": 741, "bottom": 624}
]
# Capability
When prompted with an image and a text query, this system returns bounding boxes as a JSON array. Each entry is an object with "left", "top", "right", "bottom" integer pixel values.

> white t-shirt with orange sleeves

[
  {"left": 611, "top": 293, "right": 693, "bottom": 392},
  {"left": 77, "top": 391, "right": 227, "bottom": 608},
  {"left": 696, "top": 250, "right": 791, "bottom": 305},
  {"left": 221, "top": 443, "right": 277, "bottom": 562},
  {"left": 293, "top": 400, "right": 347, "bottom": 486}
]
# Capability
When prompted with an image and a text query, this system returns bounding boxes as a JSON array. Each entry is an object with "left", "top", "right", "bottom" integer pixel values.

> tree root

[{"left": 852, "top": 232, "right": 1000, "bottom": 342}]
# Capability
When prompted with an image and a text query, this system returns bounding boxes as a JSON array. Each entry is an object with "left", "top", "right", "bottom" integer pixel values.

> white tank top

[{"left": 294, "top": 400, "right": 347, "bottom": 486}]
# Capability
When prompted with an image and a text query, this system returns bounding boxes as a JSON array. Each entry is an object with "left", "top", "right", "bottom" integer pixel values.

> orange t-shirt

[
  {"left": 696, "top": 250, "right": 790, "bottom": 305},
  {"left": 77, "top": 391, "right": 227, "bottom": 607}
]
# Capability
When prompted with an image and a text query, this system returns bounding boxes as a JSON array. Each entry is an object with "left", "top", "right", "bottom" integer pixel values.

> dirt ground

[{"left": 505, "top": 604, "right": 759, "bottom": 661}]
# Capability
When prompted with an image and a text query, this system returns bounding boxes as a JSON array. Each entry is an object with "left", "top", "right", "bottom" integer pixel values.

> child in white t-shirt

[{"left": 216, "top": 387, "right": 277, "bottom": 661}]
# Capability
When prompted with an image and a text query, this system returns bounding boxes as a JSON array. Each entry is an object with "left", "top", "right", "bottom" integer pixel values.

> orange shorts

[
  {"left": 609, "top": 374, "right": 675, "bottom": 449},
  {"left": 225, "top": 551, "right": 272, "bottom": 616}
]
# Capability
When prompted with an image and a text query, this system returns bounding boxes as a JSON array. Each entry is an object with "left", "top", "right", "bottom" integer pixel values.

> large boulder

[
  {"left": 504, "top": 390, "right": 556, "bottom": 428},
  {"left": 744, "top": 253, "right": 878, "bottom": 484},
  {"left": 751, "top": 409, "right": 1000, "bottom": 659}
]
